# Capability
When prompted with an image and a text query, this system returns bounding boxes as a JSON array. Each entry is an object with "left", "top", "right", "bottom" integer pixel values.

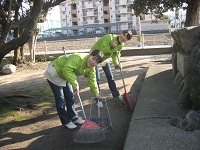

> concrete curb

[{"left": 123, "top": 64, "right": 200, "bottom": 150}]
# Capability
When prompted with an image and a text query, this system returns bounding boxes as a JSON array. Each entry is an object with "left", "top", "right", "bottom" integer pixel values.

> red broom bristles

[{"left": 74, "top": 119, "right": 106, "bottom": 143}]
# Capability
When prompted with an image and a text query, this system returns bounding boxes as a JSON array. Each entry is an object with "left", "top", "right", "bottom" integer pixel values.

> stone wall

[{"left": 171, "top": 26, "right": 200, "bottom": 109}]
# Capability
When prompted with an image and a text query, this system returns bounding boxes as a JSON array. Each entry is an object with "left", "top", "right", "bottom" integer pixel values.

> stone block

[{"left": 177, "top": 52, "right": 189, "bottom": 77}]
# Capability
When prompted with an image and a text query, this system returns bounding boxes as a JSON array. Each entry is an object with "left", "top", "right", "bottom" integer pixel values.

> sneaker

[
  {"left": 74, "top": 118, "right": 85, "bottom": 125},
  {"left": 96, "top": 101, "right": 103, "bottom": 108},
  {"left": 65, "top": 122, "right": 77, "bottom": 129},
  {"left": 118, "top": 95, "right": 125, "bottom": 102}
]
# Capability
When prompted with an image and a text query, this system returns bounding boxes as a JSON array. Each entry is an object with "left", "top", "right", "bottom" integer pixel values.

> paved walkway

[{"left": 124, "top": 64, "right": 200, "bottom": 150}]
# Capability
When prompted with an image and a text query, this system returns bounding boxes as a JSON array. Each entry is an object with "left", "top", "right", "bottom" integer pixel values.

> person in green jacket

[
  {"left": 91, "top": 30, "right": 132, "bottom": 107},
  {"left": 44, "top": 50, "right": 104, "bottom": 129}
]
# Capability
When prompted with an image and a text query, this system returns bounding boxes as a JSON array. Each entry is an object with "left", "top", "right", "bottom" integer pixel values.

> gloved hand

[
  {"left": 94, "top": 96, "right": 102, "bottom": 103},
  {"left": 94, "top": 97, "right": 103, "bottom": 108},
  {"left": 115, "top": 63, "right": 122, "bottom": 69},
  {"left": 74, "top": 84, "right": 79, "bottom": 95},
  {"left": 112, "top": 41, "right": 118, "bottom": 48}
]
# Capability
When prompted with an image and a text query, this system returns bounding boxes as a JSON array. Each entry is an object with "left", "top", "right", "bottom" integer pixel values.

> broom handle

[
  {"left": 116, "top": 50, "right": 127, "bottom": 93},
  {"left": 112, "top": 34, "right": 127, "bottom": 93},
  {"left": 77, "top": 94, "right": 87, "bottom": 119},
  {"left": 62, "top": 47, "right": 68, "bottom": 60},
  {"left": 62, "top": 47, "right": 87, "bottom": 119}
]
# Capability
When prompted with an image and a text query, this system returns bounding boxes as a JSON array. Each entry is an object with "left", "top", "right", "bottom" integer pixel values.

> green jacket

[
  {"left": 53, "top": 53, "right": 99, "bottom": 96},
  {"left": 91, "top": 34, "right": 124, "bottom": 67}
]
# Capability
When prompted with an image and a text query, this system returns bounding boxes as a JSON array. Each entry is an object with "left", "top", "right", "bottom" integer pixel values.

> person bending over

[
  {"left": 91, "top": 30, "right": 132, "bottom": 108},
  {"left": 44, "top": 50, "right": 104, "bottom": 129}
]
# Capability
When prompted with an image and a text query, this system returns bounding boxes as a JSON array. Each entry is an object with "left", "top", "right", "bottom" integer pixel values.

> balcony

[
  {"left": 103, "top": 6, "right": 109, "bottom": 11},
  {"left": 127, "top": 16, "right": 132, "bottom": 21},
  {"left": 83, "top": 20, "right": 88, "bottom": 25},
  {"left": 71, "top": 9, "right": 77, "bottom": 14},
  {"left": 127, "top": 0, "right": 133, "bottom": 4},
  {"left": 115, "top": 0, "right": 120, "bottom": 5},
  {"left": 115, "top": 10, "right": 120, "bottom": 13},
  {"left": 116, "top": 17, "right": 121, "bottom": 22},
  {"left": 82, "top": 4, "right": 97, "bottom": 9},
  {"left": 72, "top": 17, "right": 77, "bottom": 22},
  {"left": 83, "top": 12, "right": 98, "bottom": 17},
  {"left": 104, "top": 14, "right": 110, "bottom": 19}
]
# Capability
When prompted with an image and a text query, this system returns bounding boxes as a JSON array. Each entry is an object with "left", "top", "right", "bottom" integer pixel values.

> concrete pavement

[{"left": 124, "top": 64, "right": 200, "bottom": 150}]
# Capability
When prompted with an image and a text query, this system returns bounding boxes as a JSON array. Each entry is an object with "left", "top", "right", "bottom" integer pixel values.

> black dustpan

[{"left": 89, "top": 98, "right": 113, "bottom": 133}]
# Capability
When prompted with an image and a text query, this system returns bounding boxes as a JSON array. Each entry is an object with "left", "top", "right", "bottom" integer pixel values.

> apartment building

[
  {"left": 58, "top": 0, "right": 169, "bottom": 36},
  {"left": 59, "top": 0, "right": 135, "bottom": 36}
]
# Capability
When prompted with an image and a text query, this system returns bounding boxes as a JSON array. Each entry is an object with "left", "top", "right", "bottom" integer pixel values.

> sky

[
  {"left": 38, "top": 6, "right": 61, "bottom": 32},
  {"left": 47, "top": 6, "right": 61, "bottom": 21}
]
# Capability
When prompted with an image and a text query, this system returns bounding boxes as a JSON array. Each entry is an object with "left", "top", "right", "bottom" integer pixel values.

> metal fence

[
  {"left": 34, "top": 33, "right": 174, "bottom": 53},
  {"left": 123, "top": 33, "right": 173, "bottom": 48}
]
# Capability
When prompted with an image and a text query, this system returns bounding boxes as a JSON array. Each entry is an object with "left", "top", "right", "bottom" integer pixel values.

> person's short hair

[
  {"left": 90, "top": 50, "right": 104, "bottom": 63},
  {"left": 122, "top": 30, "right": 133, "bottom": 40}
]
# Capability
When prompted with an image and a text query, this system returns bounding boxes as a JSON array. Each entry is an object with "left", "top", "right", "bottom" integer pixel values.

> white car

[
  {"left": 96, "top": 30, "right": 103, "bottom": 34},
  {"left": 37, "top": 33, "right": 48, "bottom": 41}
]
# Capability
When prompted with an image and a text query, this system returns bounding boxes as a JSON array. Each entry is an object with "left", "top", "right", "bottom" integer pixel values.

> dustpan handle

[
  {"left": 77, "top": 94, "right": 87, "bottom": 119},
  {"left": 97, "top": 99, "right": 100, "bottom": 118}
]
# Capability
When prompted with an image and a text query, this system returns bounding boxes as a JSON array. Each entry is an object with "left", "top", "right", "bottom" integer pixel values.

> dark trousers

[{"left": 95, "top": 62, "right": 120, "bottom": 98}]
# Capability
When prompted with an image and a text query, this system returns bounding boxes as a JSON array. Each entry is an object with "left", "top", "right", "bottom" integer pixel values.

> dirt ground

[{"left": 0, "top": 54, "right": 172, "bottom": 150}]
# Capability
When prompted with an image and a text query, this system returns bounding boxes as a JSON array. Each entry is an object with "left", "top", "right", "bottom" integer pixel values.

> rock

[
  {"left": 171, "top": 26, "right": 200, "bottom": 55},
  {"left": 172, "top": 26, "right": 200, "bottom": 109},
  {"left": 185, "top": 44, "right": 200, "bottom": 108},
  {"left": 0, "top": 58, "right": 10, "bottom": 70},
  {"left": 47, "top": 56, "right": 56, "bottom": 61},
  {"left": 169, "top": 110, "right": 200, "bottom": 131},
  {"left": 1, "top": 64, "right": 16, "bottom": 74}
]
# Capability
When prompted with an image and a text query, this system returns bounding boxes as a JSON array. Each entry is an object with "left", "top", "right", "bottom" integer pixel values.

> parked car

[
  {"left": 77, "top": 31, "right": 85, "bottom": 36},
  {"left": 95, "top": 30, "right": 103, "bottom": 34},
  {"left": 7, "top": 35, "right": 14, "bottom": 41},
  {"left": 47, "top": 33, "right": 56, "bottom": 38},
  {"left": 37, "top": 33, "right": 48, "bottom": 41}
]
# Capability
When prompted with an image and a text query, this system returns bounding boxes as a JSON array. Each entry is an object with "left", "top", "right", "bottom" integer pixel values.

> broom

[
  {"left": 116, "top": 51, "right": 133, "bottom": 110},
  {"left": 74, "top": 94, "right": 106, "bottom": 143},
  {"left": 112, "top": 34, "right": 133, "bottom": 110}
]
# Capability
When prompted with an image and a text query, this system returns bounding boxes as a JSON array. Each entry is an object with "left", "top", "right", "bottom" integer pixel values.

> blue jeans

[
  {"left": 96, "top": 62, "right": 120, "bottom": 98},
  {"left": 47, "top": 80, "right": 79, "bottom": 125}
]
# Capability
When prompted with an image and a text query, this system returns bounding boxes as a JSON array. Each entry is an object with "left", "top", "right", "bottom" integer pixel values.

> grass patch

[
  {"left": 0, "top": 109, "right": 27, "bottom": 125},
  {"left": 0, "top": 87, "right": 54, "bottom": 125}
]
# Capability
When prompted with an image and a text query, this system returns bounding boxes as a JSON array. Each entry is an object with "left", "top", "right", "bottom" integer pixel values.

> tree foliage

[
  {"left": 130, "top": 0, "right": 200, "bottom": 27},
  {"left": 0, "top": 0, "right": 66, "bottom": 64}
]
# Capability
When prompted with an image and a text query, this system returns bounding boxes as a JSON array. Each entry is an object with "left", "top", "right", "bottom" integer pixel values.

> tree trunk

[
  {"left": 185, "top": 0, "right": 200, "bottom": 27},
  {"left": 28, "top": 29, "right": 38, "bottom": 63},
  {"left": 20, "top": 45, "right": 25, "bottom": 63},
  {"left": 0, "top": 0, "right": 43, "bottom": 64},
  {"left": 13, "top": 48, "right": 20, "bottom": 65},
  {"left": 28, "top": 38, "right": 34, "bottom": 62}
]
